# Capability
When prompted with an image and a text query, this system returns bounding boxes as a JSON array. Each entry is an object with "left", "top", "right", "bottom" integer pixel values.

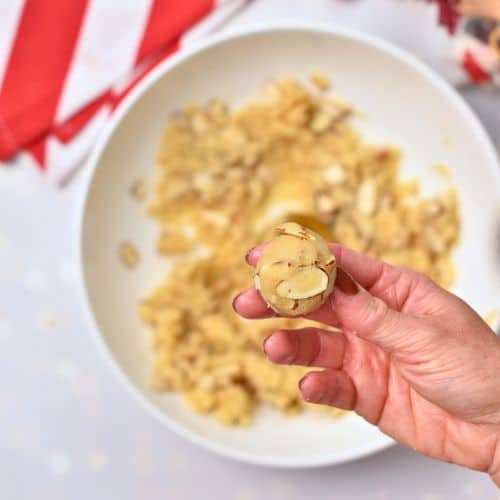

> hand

[{"left": 233, "top": 243, "right": 500, "bottom": 484}]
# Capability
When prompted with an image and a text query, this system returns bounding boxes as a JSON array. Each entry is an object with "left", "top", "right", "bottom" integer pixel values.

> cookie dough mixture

[{"left": 138, "top": 77, "right": 460, "bottom": 426}]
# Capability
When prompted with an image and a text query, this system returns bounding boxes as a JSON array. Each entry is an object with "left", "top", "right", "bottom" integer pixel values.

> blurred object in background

[
  {"left": 455, "top": 16, "right": 500, "bottom": 85},
  {"left": 423, "top": 0, "right": 500, "bottom": 86},
  {"left": 428, "top": 0, "right": 461, "bottom": 33},
  {"left": 453, "top": 0, "right": 500, "bottom": 86},
  {"left": 0, "top": 0, "right": 496, "bottom": 184},
  {"left": 0, "top": 0, "right": 251, "bottom": 184},
  {"left": 456, "top": 0, "right": 500, "bottom": 20}
]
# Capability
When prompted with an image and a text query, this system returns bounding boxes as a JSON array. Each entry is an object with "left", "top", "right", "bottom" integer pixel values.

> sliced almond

[
  {"left": 286, "top": 213, "right": 334, "bottom": 241},
  {"left": 156, "top": 231, "right": 193, "bottom": 256},
  {"left": 275, "top": 267, "right": 328, "bottom": 299},
  {"left": 164, "top": 177, "right": 191, "bottom": 200},
  {"left": 202, "top": 210, "right": 229, "bottom": 228},
  {"left": 129, "top": 178, "right": 147, "bottom": 202},
  {"left": 191, "top": 113, "right": 208, "bottom": 134},
  {"left": 276, "top": 222, "right": 314, "bottom": 240},
  {"left": 254, "top": 274, "right": 261, "bottom": 291},
  {"left": 310, "top": 110, "right": 333, "bottom": 133},
  {"left": 352, "top": 213, "right": 374, "bottom": 240},
  {"left": 424, "top": 227, "right": 447, "bottom": 254},
  {"left": 193, "top": 172, "right": 213, "bottom": 192},
  {"left": 324, "top": 257, "right": 337, "bottom": 270},
  {"left": 315, "top": 191, "right": 337, "bottom": 215},
  {"left": 424, "top": 200, "right": 444, "bottom": 218},
  {"left": 119, "top": 242, "right": 140, "bottom": 269},
  {"left": 246, "top": 178, "right": 265, "bottom": 204},
  {"left": 357, "top": 180, "right": 377, "bottom": 215},
  {"left": 241, "top": 150, "right": 259, "bottom": 168},
  {"left": 323, "top": 164, "right": 345, "bottom": 185},
  {"left": 309, "top": 72, "right": 330, "bottom": 92},
  {"left": 208, "top": 99, "right": 227, "bottom": 118},
  {"left": 258, "top": 260, "right": 290, "bottom": 274}
]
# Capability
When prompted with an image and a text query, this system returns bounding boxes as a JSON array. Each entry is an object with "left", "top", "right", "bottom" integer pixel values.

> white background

[{"left": 1, "top": 1, "right": 500, "bottom": 499}]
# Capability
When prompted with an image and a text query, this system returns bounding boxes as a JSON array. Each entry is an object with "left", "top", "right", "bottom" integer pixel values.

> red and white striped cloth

[{"left": 0, "top": 0, "right": 249, "bottom": 183}]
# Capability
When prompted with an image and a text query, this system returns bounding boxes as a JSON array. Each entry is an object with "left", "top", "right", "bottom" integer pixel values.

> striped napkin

[
  {"left": 0, "top": 0, "right": 497, "bottom": 184},
  {"left": 0, "top": 0, "right": 249, "bottom": 183}
]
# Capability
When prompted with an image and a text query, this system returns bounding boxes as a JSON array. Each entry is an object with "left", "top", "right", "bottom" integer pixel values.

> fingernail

[
  {"left": 298, "top": 375, "right": 308, "bottom": 393},
  {"left": 245, "top": 247, "right": 255, "bottom": 265},
  {"left": 232, "top": 292, "right": 243, "bottom": 311},
  {"left": 262, "top": 334, "right": 271, "bottom": 353},
  {"left": 298, "top": 374, "right": 324, "bottom": 403},
  {"left": 335, "top": 268, "right": 359, "bottom": 296}
]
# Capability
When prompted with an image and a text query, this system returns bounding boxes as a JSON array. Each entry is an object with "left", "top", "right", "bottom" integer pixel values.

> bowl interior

[{"left": 80, "top": 27, "right": 500, "bottom": 466}]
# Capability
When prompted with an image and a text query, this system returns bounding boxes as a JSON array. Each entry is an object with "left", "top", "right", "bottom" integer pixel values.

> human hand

[{"left": 233, "top": 243, "right": 500, "bottom": 484}]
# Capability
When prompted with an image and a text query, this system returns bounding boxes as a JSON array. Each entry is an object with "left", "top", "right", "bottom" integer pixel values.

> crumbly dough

[
  {"left": 139, "top": 76, "right": 460, "bottom": 426},
  {"left": 255, "top": 222, "right": 336, "bottom": 316}
]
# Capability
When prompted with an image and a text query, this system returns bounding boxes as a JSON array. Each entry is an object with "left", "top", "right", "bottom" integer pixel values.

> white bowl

[{"left": 78, "top": 24, "right": 500, "bottom": 468}]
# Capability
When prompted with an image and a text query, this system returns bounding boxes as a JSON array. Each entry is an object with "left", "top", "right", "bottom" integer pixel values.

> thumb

[{"left": 332, "top": 268, "right": 423, "bottom": 353}]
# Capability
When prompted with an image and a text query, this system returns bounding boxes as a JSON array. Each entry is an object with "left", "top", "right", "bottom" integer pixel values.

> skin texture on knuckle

[
  {"left": 377, "top": 267, "right": 433, "bottom": 314},
  {"left": 357, "top": 293, "right": 394, "bottom": 337},
  {"left": 405, "top": 272, "right": 441, "bottom": 310},
  {"left": 324, "top": 371, "right": 357, "bottom": 410},
  {"left": 302, "top": 329, "right": 322, "bottom": 367},
  {"left": 323, "top": 376, "right": 342, "bottom": 407}
]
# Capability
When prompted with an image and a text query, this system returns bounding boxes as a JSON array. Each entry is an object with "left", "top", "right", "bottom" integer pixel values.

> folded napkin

[
  {"left": 0, "top": 0, "right": 249, "bottom": 183},
  {"left": 0, "top": 0, "right": 497, "bottom": 183}
]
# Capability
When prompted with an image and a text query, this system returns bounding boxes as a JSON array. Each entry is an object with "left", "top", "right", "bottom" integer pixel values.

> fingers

[
  {"left": 246, "top": 242, "right": 391, "bottom": 292},
  {"left": 247, "top": 242, "right": 427, "bottom": 312},
  {"left": 232, "top": 288, "right": 275, "bottom": 319},
  {"left": 245, "top": 242, "right": 267, "bottom": 267},
  {"left": 332, "top": 268, "right": 422, "bottom": 353},
  {"left": 241, "top": 244, "right": 429, "bottom": 353},
  {"left": 263, "top": 327, "right": 346, "bottom": 369},
  {"left": 242, "top": 242, "right": 438, "bottom": 354},
  {"left": 295, "top": 335, "right": 393, "bottom": 421},
  {"left": 332, "top": 244, "right": 432, "bottom": 312},
  {"left": 243, "top": 266, "right": 417, "bottom": 355},
  {"left": 331, "top": 243, "right": 390, "bottom": 290},
  {"left": 247, "top": 241, "right": 407, "bottom": 293},
  {"left": 299, "top": 369, "right": 357, "bottom": 410}
]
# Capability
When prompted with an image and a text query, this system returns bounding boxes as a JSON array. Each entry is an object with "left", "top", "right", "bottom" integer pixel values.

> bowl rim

[{"left": 76, "top": 22, "right": 500, "bottom": 468}]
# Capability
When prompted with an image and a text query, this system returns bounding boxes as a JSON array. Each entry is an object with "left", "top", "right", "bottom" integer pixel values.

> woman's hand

[{"left": 233, "top": 243, "right": 500, "bottom": 484}]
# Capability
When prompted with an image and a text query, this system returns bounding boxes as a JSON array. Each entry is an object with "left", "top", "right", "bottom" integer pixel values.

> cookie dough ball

[{"left": 254, "top": 222, "right": 337, "bottom": 316}]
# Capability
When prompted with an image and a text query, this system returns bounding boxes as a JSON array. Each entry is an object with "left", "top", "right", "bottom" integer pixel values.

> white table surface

[{"left": 1, "top": 1, "right": 499, "bottom": 499}]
